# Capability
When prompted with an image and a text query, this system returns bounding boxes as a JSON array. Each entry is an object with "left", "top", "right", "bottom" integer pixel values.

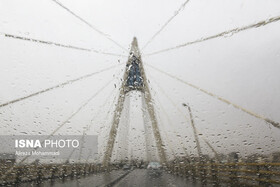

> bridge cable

[
  {"left": 145, "top": 15, "right": 280, "bottom": 56},
  {"left": 141, "top": 90, "right": 174, "bottom": 160},
  {"left": 157, "top": 111, "right": 178, "bottom": 160},
  {"left": 149, "top": 74, "right": 190, "bottom": 124},
  {"left": 141, "top": 0, "right": 191, "bottom": 51},
  {"left": 146, "top": 68, "right": 189, "bottom": 157},
  {"left": 0, "top": 64, "right": 121, "bottom": 108},
  {"left": 0, "top": 32, "right": 126, "bottom": 57},
  {"left": 1, "top": 77, "right": 114, "bottom": 179},
  {"left": 146, "top": 64, "right": 280, "bottom": 129},
  {"left": 69, "top": 83, "right": 121, "bottom": 163},
  {"left": 153, "top": 93, "right": 187, "bottom": 158},
  {"left": 100, "top": 83, "right": 121, "bottom": 161},
  {"left": 201, "top": 137, "right": 219, "bottom": 159},
  {"left": 48, "top": 79, "right": 114, "bottom": 137},
  {"left": 88, "top": 65, "right": 123, "bottom": 134},
  {"left": 141, "top": 94, "right": 154, "bottom": 160},
  {"left": 87, "top": 76, "right": 125, "bottom": 164},
  {"left": 147, "top": 71, "right": 219, "bottom": 158},
  {"left": 51, "top": 0, "right": 128, "bottom": 52},
  {"left": 85, "top": 149, "right": 94, "bottom": 163},
  {"left": 155, "top": 86, "right": 220, "bottom": 159},
  {"left": 73, "top": 66, "right": 122, "bottom": 162},
  {"left": 66, "top": 86, "right": 117, "bottom": 162},
  {"left": 83, "top": 64, "right": 124, "bottom": 162}
]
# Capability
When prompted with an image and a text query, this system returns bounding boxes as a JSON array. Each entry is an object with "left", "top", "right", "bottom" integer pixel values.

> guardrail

[
  {"left": 0, "top": 163, "right": 105, "bottom": 185},
  {"left": 168, "top": 161, "right": 280, "bottom": 186}
]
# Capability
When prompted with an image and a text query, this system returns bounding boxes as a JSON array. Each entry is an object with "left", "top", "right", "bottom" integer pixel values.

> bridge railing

[
  {"left": 0, "top": 163, "right": 105, "bottom": 185},
  {"left": 168, "top": 161, "right": 280, "bottom": 186}
]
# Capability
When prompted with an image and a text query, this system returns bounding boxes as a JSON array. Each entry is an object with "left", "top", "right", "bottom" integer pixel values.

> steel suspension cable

[
  {"left": 148, "top": 71, "right": 219, "bottom": 158},
  {"left": 146, "top": 64, "right": 280, "bottom": 129},
  {"left": 0, "top": 32, "right": 126, "bottom": 57},
  {"left": 67, "top": 87, "right": 116, "bottom": 162},
  {"left": 201, "top": 137, "right": 219, "bottom": 159},
  {"left": 146, "top": 68, "right": 189, "bottom": 157},
  {"left": 141, "top": 0, "right": 191, "bottom": 51},
  {"left": 87, "top": 88, "right": 116, "bottom": 132},
  {"left": 89, "top": 65, "right": 124, "bottom": 133},
  {"left": 155, "top": 95, "right": 187, "bottom": 158},
  {"left": 93, "top": 80, "right": 121, "bottom": 163},
  {"left": 151, "top": 79, "right": 220, "bottom": 159},
  {"left": 140, "top": 89, "right": 175, "bottom": 160},
  {"left": 145, "top": 15, "right": 280, "bottom": 56},
  {"left": 1, "top": 77, "right": 114, "bottom": 179},
  {"left": 48, "top": 79, "right": 114, "bottom": 137},
  {"left": 0, "top": 64, "right": 122, "bottom": 108},
  {"left": 99, "top": 92, "right": 119, "bottom": 162},
  {"left": 61, "top": 63, "right": 124, "bottom": 163},
  {"left": 157, "top": 112, "right": 178, "bottom": 159},
  {"left": 51, "top": 0, "right": 128, "bottom": 52},
  {"left": 146, "top": 70, "right": 190, "bottom": 123}
]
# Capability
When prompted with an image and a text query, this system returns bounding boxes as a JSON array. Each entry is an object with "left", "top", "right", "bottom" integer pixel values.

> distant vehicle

[
  {"left": 122, "top": 164, "right": 131, "bottom": 170},
  {"left": 147, "top": 162, "right": 162, "bottom": 176},
  {"left": 139, "top": 164, "right": 146, "bottom": 169}
]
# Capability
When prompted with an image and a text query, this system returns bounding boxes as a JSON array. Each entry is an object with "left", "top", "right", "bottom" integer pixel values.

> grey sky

[{"left": 0, "top": 0, "right": 280, "bottom": 161}]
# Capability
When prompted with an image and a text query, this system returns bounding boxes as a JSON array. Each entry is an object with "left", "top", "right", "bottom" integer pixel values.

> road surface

[{"left": 18, "top": 169, "right": 204, "bottom": 187}]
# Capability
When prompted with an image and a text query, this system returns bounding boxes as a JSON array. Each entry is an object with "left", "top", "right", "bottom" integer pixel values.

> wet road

[
  {"left": 18, "top": 169, "right": 203, "bottom": 187},
  {"left": 114, "top": 169, "right": 202, "bottom": 187},
  {"left": 18, "top": 170, "right": 127, "bottom": 187}
]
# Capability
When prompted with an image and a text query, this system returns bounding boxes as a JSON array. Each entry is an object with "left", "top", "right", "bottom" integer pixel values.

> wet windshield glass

[{"left": 0, "top": 0, "right": 280, "bottom": 186}]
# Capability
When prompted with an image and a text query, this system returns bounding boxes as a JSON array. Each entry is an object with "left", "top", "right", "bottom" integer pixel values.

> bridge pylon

[{"left": 102, "top": 37, "right": 167, "bottom": 167}]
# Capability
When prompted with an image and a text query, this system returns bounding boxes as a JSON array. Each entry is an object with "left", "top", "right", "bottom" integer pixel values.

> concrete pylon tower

[{"left": 102, "top": 37, "right": 167, "bottom": 167}]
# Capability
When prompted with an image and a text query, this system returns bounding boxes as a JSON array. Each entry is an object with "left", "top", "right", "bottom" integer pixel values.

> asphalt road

[
  {"left": 18, "top": 169, "right": 204, "bottom": 187},
  {"left": 18, "top": 170, "right": 127, "bottom": 187},
  {"left": 114, "top": 169, "right": 202, "bottom": 187}
]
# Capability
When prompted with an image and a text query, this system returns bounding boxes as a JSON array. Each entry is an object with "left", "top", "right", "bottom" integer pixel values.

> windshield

[{"left": 0, "top": 0, "right": 280, "bottom": 186}]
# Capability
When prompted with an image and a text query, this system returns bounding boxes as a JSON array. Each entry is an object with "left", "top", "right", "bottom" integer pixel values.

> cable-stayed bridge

[{"left": 1, "top": 1, "right": 280, "bottom": 186}]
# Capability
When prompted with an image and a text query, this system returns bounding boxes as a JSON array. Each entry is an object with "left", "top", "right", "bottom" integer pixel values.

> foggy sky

[{"left": 1, "top": 0, "right": 280, "bottom": 161}]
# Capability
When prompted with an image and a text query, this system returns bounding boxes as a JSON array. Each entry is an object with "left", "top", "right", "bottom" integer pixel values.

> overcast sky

[{"left": 1, "top": 0, "right": 280, "bottom": 161}]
